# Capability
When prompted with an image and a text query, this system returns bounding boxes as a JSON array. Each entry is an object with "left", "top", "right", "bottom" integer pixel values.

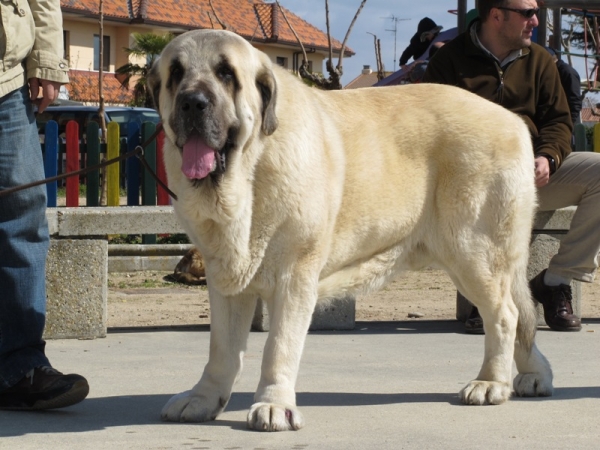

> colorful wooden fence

[
  {"left": 574, "top": 122, "right": 600, "bottom": 152},
  {"left": 41, "top": 119, "right": 600, "bottom": 208},
  {"left": 42, "top": 119, "right": 170, "bottom": 208}
]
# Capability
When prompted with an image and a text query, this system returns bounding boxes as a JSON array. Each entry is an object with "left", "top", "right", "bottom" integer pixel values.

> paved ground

[{"left": 1, "top": 320, "right": 599, "bottom": 449}]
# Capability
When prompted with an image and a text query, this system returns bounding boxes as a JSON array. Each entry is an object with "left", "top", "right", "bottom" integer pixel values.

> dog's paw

[
  {"left": 513, "top": 373, "right": 553, "bottom": 397},
  {"left": 460, "top": 380, "right": 511, "bottom": 405},
  {"left": 247, "top": 402, "right": 304, "bottom": 431},
  {"left": 161, "top": 390, "right": 227, "bottom": 423}
]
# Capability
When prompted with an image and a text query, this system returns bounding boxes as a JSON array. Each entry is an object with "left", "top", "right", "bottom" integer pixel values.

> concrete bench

[
  {"left": 456, "top": 206, "right": 581, "bottom": 323},
  {"left": 45, "top": 206, "right": 578, "bottom": 339},
  {"left": 44, "top": 206, "right": 354, "bottom": 339}
]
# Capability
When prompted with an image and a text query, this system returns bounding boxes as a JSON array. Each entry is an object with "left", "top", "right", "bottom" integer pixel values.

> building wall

[
  {"left": 64, "top": 17, "right": 327, "bottom": 77},
  {"left": 64, "top": 19, "right": 118, "bottom": 72},
  {"left": 256, "top": 44, "right": 325, "bottom": 74}
]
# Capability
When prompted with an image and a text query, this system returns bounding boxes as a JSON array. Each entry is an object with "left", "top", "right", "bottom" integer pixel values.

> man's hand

[
  {"left": 534, "top": 156, "right": 551, "bottom": 188},
  {"left": 29, "top": 79, "right": 61, "bottom": 113}
]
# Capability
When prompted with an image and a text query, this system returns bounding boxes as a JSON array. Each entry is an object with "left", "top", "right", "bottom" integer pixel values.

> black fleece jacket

[{"left": 423, "top": 22, "right": 573, "bottom": 169}]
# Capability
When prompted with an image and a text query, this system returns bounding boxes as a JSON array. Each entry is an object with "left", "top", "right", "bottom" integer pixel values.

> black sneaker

[
  {"left": 529, "top": 270, "right": 582, "bottom": 332},
  {"left": 0, "top": 366, "right": 89, "bottom": 410},
  {"left": 464, "top": 306, "right": 484, "bottom": 334}
]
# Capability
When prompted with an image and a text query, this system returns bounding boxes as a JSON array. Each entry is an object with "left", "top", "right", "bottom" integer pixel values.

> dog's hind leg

[
  {"left": 161, "top": 288, "right": 257, "bottom": 423},
  {"left": 447, "top": 265, "right": 518, "bottom": 405},
  {"left": 510, "top": 264, "right": 554, "bottom": 397}
]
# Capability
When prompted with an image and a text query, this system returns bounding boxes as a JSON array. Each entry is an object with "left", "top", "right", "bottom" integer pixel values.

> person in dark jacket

[
  {"left": 424, "top": 0, "right": 600, "bottom": 334},
  {"left": 545, "top": 46, "right": 582, "bottom": 125},
  {"left": 399, "top": 17, "right": 443, "bottom": 70}
]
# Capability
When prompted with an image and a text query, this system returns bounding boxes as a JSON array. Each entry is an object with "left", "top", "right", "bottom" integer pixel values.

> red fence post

[
  {"left": 156, "top": 127, "right": 170, "bottom": 205},
  {"left": 65, "top": 121, "right": 80, "bottom": 207}
]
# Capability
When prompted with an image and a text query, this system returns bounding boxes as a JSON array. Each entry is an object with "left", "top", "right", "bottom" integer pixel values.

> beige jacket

[{"left": 0, "top": 0, "right": 69, "bottom": 98}]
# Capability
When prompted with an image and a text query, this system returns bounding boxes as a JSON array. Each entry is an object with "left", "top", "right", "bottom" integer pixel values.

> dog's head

[{"left": 147, "top": 30, "right": 278, "bottom": 182}]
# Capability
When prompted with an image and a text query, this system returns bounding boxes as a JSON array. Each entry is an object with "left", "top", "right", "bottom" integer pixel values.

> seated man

[{"left": 423, "top": 0, "right": 600, "bottom": 333}]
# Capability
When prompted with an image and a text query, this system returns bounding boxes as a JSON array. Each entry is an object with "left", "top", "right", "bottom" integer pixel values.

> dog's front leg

[
  {"left": 161, "top": 288, "right": 257, "bottom": 422},
  {"left": 247, "top": 277, "right": 318, "bottom": 432}
]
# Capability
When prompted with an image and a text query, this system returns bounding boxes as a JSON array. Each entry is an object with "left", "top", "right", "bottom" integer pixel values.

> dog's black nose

[{"left": 181, "top": 92, "right": 209, "bottom": 112}]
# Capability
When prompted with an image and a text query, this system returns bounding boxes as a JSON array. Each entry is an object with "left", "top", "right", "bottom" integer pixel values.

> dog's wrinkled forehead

[{"left": 159, "top": 30, "right": 260, "bottom": 90}]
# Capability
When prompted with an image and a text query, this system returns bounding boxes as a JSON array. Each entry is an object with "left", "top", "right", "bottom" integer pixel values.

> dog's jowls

[{"left": 147, "top": 29, "right": 553, "bottom": 432}]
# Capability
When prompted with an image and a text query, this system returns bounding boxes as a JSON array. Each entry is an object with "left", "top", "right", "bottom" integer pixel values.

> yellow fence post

[
  {"left": 594, "top": 123, "right": 600, "bottom": 152},
  {"left": 106, "top": 122, "right": 121, "bottom": 206}
]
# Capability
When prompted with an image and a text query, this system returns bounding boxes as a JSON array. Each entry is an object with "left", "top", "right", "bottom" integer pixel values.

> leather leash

[{"left": 0, "top": 123, "right": 177, "bottom": 201}]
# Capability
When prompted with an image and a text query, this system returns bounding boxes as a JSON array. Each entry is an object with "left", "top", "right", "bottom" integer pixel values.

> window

[
  {"left": 276, "top": 57, "right": 288, "bottom": 68},
  {"left": 93, "top": 35, "right": 110, "bottom": 71}
]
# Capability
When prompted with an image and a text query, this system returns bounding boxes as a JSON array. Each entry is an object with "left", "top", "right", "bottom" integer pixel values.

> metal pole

[
  {"left": 538, "top": 7, "right": 548, "bottom": 46},
  {"left": 552, "top": 8, "right": 563, "bottom": 55},
  {"left": 458, "top": 0, "right": 468, "bottom": 33}
]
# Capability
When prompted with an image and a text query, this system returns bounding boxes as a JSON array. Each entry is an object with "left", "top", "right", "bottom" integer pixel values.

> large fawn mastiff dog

[{"left": 148, "top": 29, "right": 553, "bottom": 431}]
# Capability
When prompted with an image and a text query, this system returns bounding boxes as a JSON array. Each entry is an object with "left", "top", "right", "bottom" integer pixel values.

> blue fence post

[
  {"left": 44, "top": 120, "right": 59, "bottom": 207},
  {"left": 141, "top": 122, "right": 157, "bottom": 245},
  {"left": 126, "top": 121, "right": 141, "bottom": 206}
]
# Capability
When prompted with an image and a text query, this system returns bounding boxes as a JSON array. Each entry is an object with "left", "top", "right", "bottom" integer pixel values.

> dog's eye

[
  {"left": 216, "top": 65, "right": 235, "bottom": 83},
  {"left": 169, "top": 60, "right": 184, "bottom": 86}
]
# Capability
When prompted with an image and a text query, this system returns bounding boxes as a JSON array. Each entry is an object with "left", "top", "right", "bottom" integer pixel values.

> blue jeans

[{"left": 0, "top": 86, "right": 51, "bottom": 390}]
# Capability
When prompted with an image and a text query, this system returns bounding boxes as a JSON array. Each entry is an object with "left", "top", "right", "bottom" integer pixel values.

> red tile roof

[
  {"left": 581, "top": 107, "right": 600, "bottom": 123},
  {"left": 60, "top": 0, "right": 352, "bottom": 54},
  {"left": 345, "top": 69, "right": 394, "bottom": 89},
  {"left": 67, "top": 70, "right": 133, "bottom": 104}
]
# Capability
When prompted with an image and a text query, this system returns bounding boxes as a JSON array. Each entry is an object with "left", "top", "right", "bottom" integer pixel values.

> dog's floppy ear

[
  {"left": 256, "top": 68, "right": 278, "bottom": 136},
  {"left": 147, "top": 58, "right": 161, "bottom": 111}
]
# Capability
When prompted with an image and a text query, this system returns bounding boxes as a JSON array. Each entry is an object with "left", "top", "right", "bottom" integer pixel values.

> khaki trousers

[{"left": 537, "top": 151, "right": 600, "bottom": 282}]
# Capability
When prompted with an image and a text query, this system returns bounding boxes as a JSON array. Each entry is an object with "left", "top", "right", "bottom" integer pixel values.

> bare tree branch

[
  {"left": 335, "top": 0, "right": 368, "bottom": 73},
  {"left": 276, "top": 0, "right": 368, "bottom": 90},
  {"left": 275, "top": 1, "right": 309, "bottom": 73},
  {"left": 376, "top": 38, "right": 384, "bottom": 80},
  {"left": 367, "top": 32, "right": 383, "bottom": 80},
  {"left": 325, "top": 0, "right": 333, "bottom": 69},
  {"left": 209, "top": 0, "right": 228, "bottom": 30}
]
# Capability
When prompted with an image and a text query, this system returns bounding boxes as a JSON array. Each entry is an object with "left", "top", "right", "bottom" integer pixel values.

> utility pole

[{"left": 384, "top": 15, "right": 410, "bottom": 69}]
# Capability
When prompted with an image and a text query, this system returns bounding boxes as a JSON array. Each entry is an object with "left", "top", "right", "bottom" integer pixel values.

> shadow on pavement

[
  {"left": 108, "top": 320, "right": 467, "bottom": 335},
  {"left": 2, "top": 385, "right": 598, "bottom": 437}
]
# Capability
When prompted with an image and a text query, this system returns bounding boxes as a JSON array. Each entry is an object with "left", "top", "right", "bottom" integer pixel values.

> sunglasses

[{"left": 496, "top": 7, "right": 540, "bottom": 19}]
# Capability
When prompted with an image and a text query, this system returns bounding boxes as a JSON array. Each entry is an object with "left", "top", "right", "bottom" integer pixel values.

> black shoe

[
  {"left": 464, "top": 306, "right": 484, "bottom": 334},
  {"left": 529, "top": 270, "right": 582, "bottom": 332},
  {"left": 0, "top": 366, "right": 89, "bottom": 410}
]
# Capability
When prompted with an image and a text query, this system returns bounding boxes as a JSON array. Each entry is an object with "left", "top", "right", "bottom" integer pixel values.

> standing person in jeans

[
  {"left": 423, "top": 0, "right": 600, "bottom": 334},
  {"left": 0, "top": 0, "right": 89, "bottom": 409}
]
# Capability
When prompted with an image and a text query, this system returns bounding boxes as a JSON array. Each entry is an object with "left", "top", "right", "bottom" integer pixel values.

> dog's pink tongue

[{"left": 182, "top": 135, "right": 215, "bottom": 179}]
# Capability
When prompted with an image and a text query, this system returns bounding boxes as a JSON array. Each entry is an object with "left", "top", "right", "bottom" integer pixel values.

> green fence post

[{"left": 574, "top": 123, "right": 587, "bottom": 151}]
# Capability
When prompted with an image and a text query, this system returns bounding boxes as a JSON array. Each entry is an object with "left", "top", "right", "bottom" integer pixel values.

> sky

[{"left": 275, "top": 0, "right": 590, "bottom": 87}]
